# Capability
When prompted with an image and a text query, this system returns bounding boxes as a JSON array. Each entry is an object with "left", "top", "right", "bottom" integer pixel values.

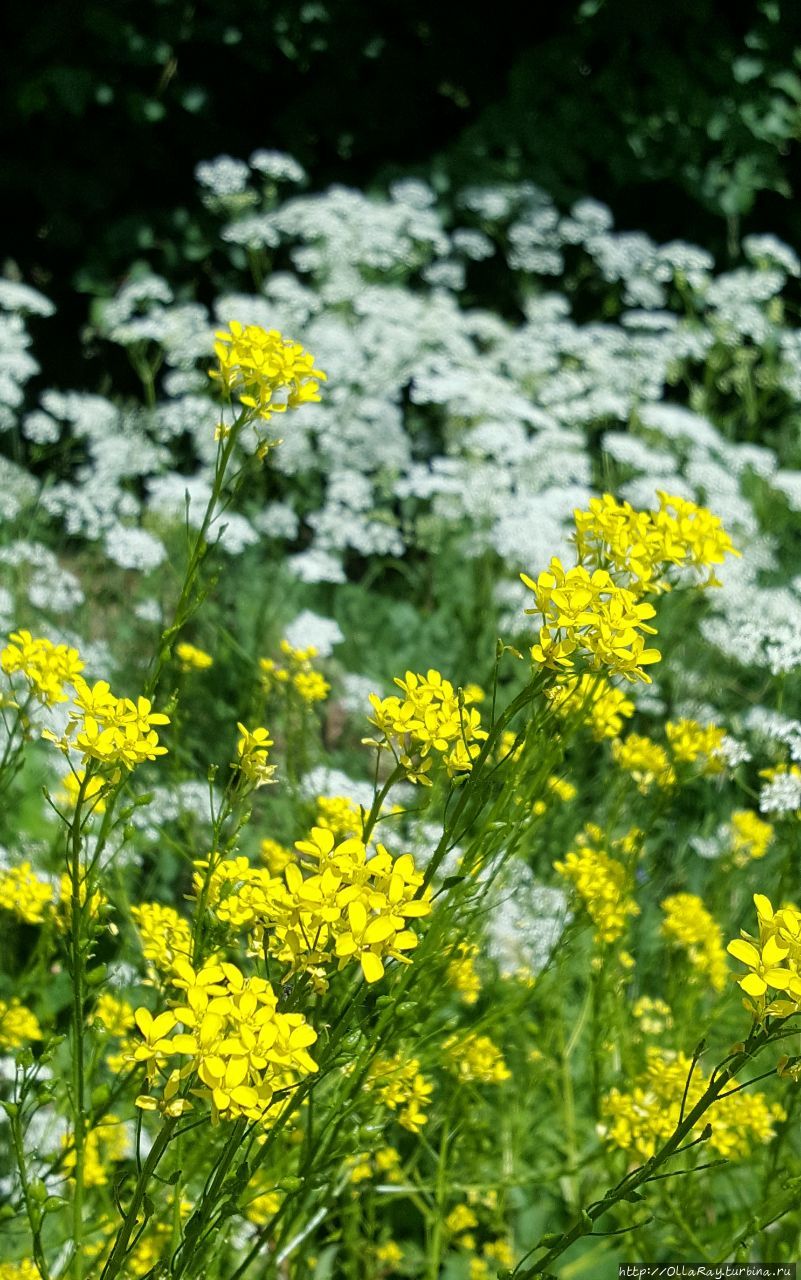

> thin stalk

[
  {"left": 68, "top": 774, "right": 90, "bottom": 1280},
  {"left": 98, "top": 1118, "right": 177, "bottom": 1280},
  {"left": 10, "top": 1105, "right": 53, "bottom": 1280}
]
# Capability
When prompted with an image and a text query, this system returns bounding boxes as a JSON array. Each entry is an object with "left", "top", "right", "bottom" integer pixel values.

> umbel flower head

[{"left": 209, "top": 320, "right": 326, "bottom": 421}]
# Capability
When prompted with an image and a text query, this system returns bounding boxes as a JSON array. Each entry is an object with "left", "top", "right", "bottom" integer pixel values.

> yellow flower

[
  {"left": 730, "top": 810, "right": 773, "bottom": 865},
  {"left": 727, "top": 934, "right": 798, "bottom": 999},
  {"left": 367, "top": 668, "right": 488, "bottom": 786},
  {"left": 555, "top": 834, "right": 639, "bottom": 944},
  {"left": 1, "top": 629, "right": 84, "bottom": 705},
  {"left": 0, "top": 863, "right": 54, "bottom": 924},
  {"left": 132, "top": 901, "right": 193, "bottom": 975},
  {"left": 547, "top": 672, "right": 634, "bottom": 740},
  {"left": 315, "top": 794, "right": 363, "bottom": 838},
  {"left": 375, "top": 1241, "right": 403, "bottom": 1269},
  {"left": 447, "top": 942, "right": 481, "bottom": 1005},
  {"left": 446, "top": 1204, "right": 478, "bottom": 1235},
  {"left": 176, "top": 641, "right": 214, "bottom": 671},
  {"left": 367, "top": 1052, "right": 433, "bottom": 1133},
  {"left": 92, "top": 993, "right": 135, "bottom": 1037},
  {"left": 522, "top": 559, "right": 661, "bottom": 683},
  {"left": 727, "top": 894, "right": 801, "bottom": 1016},
  {"left": 259, "top": 838, "right": 294, "bottom": 874},
  {"left": 56, "top": 768, "right": 107, "bottom": 813},
  {"left": 132, "top": 963, "right": 317, "bottom": 1124},
  {"left": 574, "top": 491, "right": 739, "bottom": 592},
  {"left": 632, "top": 996, "right": 673, "bottom": 1036},
  {"left": 0, "top": 999, "right": 42, "bottom": 1049},
  {"left": 601, "top": 1047, "right": 783, "bottom": 1161},
  {"left": 209, "top": 321, "right": 326, "bottom": 421},
  {"left": 261, "top": 641, "right": 330, "bottom": 704},
  {"left": 666, "top": 718, "right": 725, "bottom": 773},
  {"left": 661, "top": 893, "right": 727, "bottom": 991},
  {"left": 235, "top": 723, "right": 277, "bottom": 788},
  {"left": 612, "top": 733, "right": 675, "bottom": 792},
  {"left": 443, "top": 1030, "right": 510, "bottom": 1085},
  {"left": 0, "top": 1261, "right": 43, "bottom": 1279},
  {"left": 483, "top": 1239, "right": 515, "bottom": 1269},
  {"left": 43, "top": 676, "right": 169, "bottom": 776}
]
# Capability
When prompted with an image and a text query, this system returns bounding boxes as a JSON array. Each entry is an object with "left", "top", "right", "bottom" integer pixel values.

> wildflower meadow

[{"left": 3, "top": 10, "right": 801, "bottom": 1278}]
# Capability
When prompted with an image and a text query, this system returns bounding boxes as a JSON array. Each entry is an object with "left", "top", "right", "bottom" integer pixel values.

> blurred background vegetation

[{"left": 3, "top": 0, "right": 801, "bottom": 385}]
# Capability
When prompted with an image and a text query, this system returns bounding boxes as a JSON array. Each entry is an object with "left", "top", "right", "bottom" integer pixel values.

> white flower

[{"left": 284, "top": 611, "right": 343, "bottom": 657}]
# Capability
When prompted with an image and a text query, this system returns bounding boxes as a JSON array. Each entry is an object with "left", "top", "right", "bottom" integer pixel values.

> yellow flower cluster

[
  {"left": 368, "top": 668, "right": 488, "bottom": 784},
  {"left": 63, "top": 1116, "right": 127, "bottom": 1187},
  {"left": 447, "top": 942, "right": 481, "bottom": 1005},
  {"left": 43, "top": 676, "right": 169, "bottom": 776},
  {"left": 446, "top": 1204, "right": 478, "bottom": 1235},
  {"left": 243, "top": 1184, "right": 282, "bottom": 1226},
  {"left": 0, "top": 999, "right": 42, "bottom": 1049},
  {"left": 93, "top": 993, "right": 136, "bottom": 1037},
  {"left": 235, "top": 723, "right": 277, "bottom": 788},
  {"left": 665, "top": 718, "right": 725, "bottom": 773},
  {"left": 176, "top": 641, "right": 214, "bottom": 671},
  {"left": 202, "top": 827, "right": 432, "bottom": 985},
  {"left": 209, "top": 320, "right": 326, "bottom": 421},
  {"left": 0, "top": 862, "right": 53, "bottom": 924},
  {"left": 727, "top": 894, "right": 801, "bottom": 1015},
  {"left": 532, "top": 773, "right": 577, "bottom": 818},
  {"left": 259, "top": 837, "right": 294, "bottom": 873},
  {"left": 554, "top": 829, "right": 639, "bottom": 944},
  {"left": 547, "top": 673, "right": 635, "bottom": 740},
  {"left": 57, "top": 868, "right": 106, "bottom": 932},
  {"left": 730, "top": 810, "right": 773, "bottom": 865},
  {"left": 347, "top": 1145, "right": 404, "bottom": 1185},
  {"left": 315, "top": 794, "right": 363, "bottom": 838},
  {"left": 469, "top": 1239, "right": 516, "bottom": 1279},
  {"left": 1, "top": 629, "right": 84, "bottom": 705},
  {"left": 367, "top": 1052, "right": 433, "bottom": 1132},
  {"left": 612, "top": 733, "right": 675, "bottom": 792},
  {"left": 0, "top": 1262, "right": 40, "bottom": 1280},
  {"left": 57, "top": 768, "right": 107, "bottom": 812},
  {"left": 522, "top": 560, "right": 660, "bottom": 683},
  {"left": 600, "top": 1047, "right": 784, "bottom": 1160},
  {"left": 375, "top": 1241, "right": 404, "bottom": 1269},
  {"left": 522, "top": 493, "right": 737, "bottom": 684},
  {"left": 660, "top": 893, "right": 728, "bottom": 991},
  {"left": 632, "top": 996, "right": 672, "bottom": 1036},
  {"left": 132, "top": 960, "right": 318, "bottom": 1123},
  {"left": 574, "top": 491, "right": 739, "bottom": 592},
  {"left": 443, "top": 1030, "right": 511, "bottom": 1085},
  {"left": 260, "top": 640, "right": 330, "bottom": 705},
  {"left": 131, "top": 902, "right": 193, "bottom": 975}
]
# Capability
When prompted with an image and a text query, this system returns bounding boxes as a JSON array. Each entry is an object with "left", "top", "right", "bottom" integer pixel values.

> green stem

[
  {"left": 144, "top": 414, "right": 245, "bottom": 701},
  {"left": 98, "top": 1118, "right": 177, "bottom": 1280},
  {"left": 425, "top": 1093, "right": 454, "bottom": 1280},
  {"left": 10, "top": 1106, "right": 52, "bottom": 1280},
  {"left": 68, "top": 774, "right": 90, "bottom": 1280},
  {"left": 423, "top": 678, "right": 541, "bottom": 888}
]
